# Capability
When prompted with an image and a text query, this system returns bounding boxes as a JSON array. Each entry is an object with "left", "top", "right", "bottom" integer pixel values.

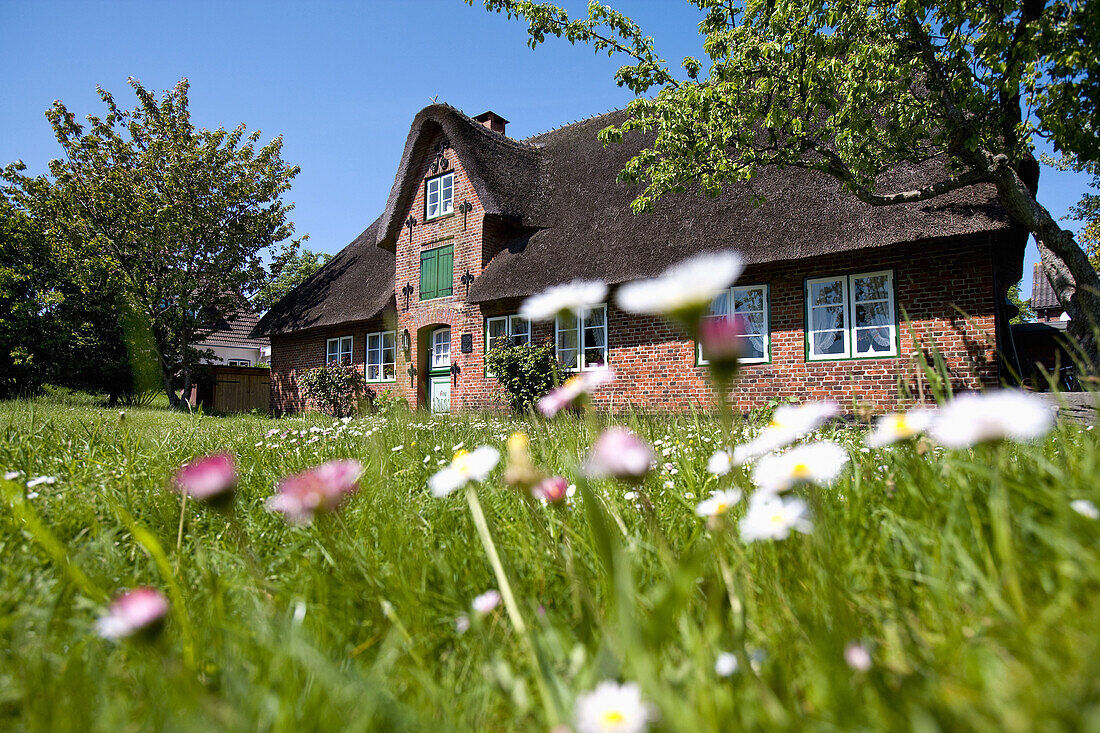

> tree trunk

[{"left": 987, "top": 158, "right": 1100, "bottom": 368}]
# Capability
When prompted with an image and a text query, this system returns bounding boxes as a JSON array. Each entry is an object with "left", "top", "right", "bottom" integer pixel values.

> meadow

[{"left": 1, "top": 391, "right": 1099, "bottom": 731}]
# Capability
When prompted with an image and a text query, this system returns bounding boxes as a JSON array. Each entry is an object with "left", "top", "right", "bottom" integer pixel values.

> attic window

[{"left": 426, "top": 172, "right": 454, "bottom": 220}]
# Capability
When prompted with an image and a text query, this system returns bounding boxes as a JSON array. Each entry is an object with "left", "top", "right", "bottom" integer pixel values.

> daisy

[
  {"left": 471, "top": 589, "right": 501, "bottom": 615},
  {"left": 740, "top": 494, "right": 813, "bottom": 542},
  {"left": 732, "top": 401, "right": 839, "bottom": 464},
  {"left": 428, "top": 446, "right": 501, "bottom": 497},
  {"left": 1071, "top": 499, "right": 1100, "bottom": 520},
  {"left": 266, "top": 460, "right": 363, "bottom": 523},
  {"left": 866, "top": 409, "right": 935, "bottom": 448},
  {"left": 615, "top": 250, "right": 745, "bottom": 327},
  {"left": 695, "top": 489, "right": 743, "bottom": 518},
  {"left": 538, "top": 369, "right": 616, "bottom": 417},
  {"left": 844, "top": 642, "right": 873, "bottom": 672},
  {"left": 25, "top": 475, "right": 57, "bottom": 489},
  {"left": 583, "top": 428, "right": 654, "bottom": 481},
  {"left": 575, "top": 680, "right": 655, "bottom": 733},
  {"left": 96, "top": 587, "right": 169, "bottom": 640},
  {"left": 532, "top": 476, "right": 570, "bottom": 504},
  {"left": 707, "top": 449, "right": 733, "bottom": 476},
  {"left": 928, "top": 390, "right": 1055, "bottom": 448},
  {"left": 751, "top": 442, "right": 849, "bottom": 494},
  {"left": 172, "top": 452, "right": 236, "bottom": 503},
  {"left": 698, "top": 315, "right": 747, "bottom": 381},
  {"left": 520, "top": 279, "right": 608, "bottom": 322},
  {"left": 714, "top": 652, "right": 739, "bottom": 677}
]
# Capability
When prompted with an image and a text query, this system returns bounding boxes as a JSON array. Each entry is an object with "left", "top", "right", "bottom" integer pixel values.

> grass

[{"left": 1, "top": 393, "right": 1099, "bottom": 731}]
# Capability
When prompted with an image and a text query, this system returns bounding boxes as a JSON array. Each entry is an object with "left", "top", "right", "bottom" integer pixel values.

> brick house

[{"left": 253, "top": 104, "right": 1028, "bottom": 414}]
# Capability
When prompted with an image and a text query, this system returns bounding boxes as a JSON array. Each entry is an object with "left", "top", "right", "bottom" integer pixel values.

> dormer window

[{"left": 426, "top": 172, "right": 454, "bottom": 220}]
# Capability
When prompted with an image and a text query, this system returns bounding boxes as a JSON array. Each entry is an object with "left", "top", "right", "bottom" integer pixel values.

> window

[
  {"left": 326, "top": 336, "right": 353, "bottom": 365},
  {"left": 420, "top": 244, "right": 454, "bottom": 300},
  {"left": 485, "top": 315, "right": 531, "bottom": 376},
  {"left": 806, "top": 270, "right": 897, "bottom": 360},
  {"left": 366, "top": 330, "right": 396, "bottom": 382},
  {"left": 555, "top": 304, "right": 608, "bottom": 371},
  {"left": 698, "top": 284, "right": 770, "bottom": 365},
  {"left": 425, "top": 172, "right": 454, "bottom": 220},
  {"left": 431, "top": 327, "right": 451, "bottom": 370},
  {"left": 227, "top": 359, "right": 251, "bottom": 367}
]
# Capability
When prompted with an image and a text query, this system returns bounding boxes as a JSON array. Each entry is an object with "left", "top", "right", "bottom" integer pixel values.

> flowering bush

[
  {"left": 297, "top": 362, "right": 366, "bottom": 417},
  {"left": 484, "top": 337, "right": 567, "bottom": 414}
]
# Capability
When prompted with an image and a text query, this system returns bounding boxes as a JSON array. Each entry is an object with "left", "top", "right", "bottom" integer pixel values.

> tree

[
  {"left": 2, "top": 78, "right": 302, "bottom": 408},
  {"left": 253, "top": 247, "right": 331, "bottom": 312},
  {"left": 0, "top": 199, "right": 52, "bottom": 396},
  {"left": 1047, "top": 155, "right": 1100, "bottom": 271},
  {"left": 473, "top": 0, "right": 1100, "bottom": 361},
  {"left": 1007, "top": 280, "right": 1034, "bottom": 324}
]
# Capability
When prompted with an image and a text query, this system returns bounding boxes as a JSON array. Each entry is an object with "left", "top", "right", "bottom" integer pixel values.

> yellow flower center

[
  {"left": 714, "top": 502, "right": 729, "bottom": 514},
  {"left": 768, "top": 418, "right": 783, "bottom": 430},
  {"left": 564, "top": 375, "right": 582, "bottom": 389},
  {"left": 791, "top": 462, "right": 811, "bottom": 479},
  {"left": 601, "top": 710, "right": 626, "bottom": 726},
  {"left": 890, "top": 416, "right": 912, "bottom": 436},
  {"left": 769, "top": 512, "right": 785, "bottom": 526}
]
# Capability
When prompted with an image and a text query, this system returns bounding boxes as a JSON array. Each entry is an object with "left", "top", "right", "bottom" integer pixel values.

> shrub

[
  {"left": 297, "top": 362, "right": 365, "bottom": 417},
  {"left": 374, "top": 388, "right": 410, "bottom": 415},
  {"left": 484, "top": 337, "right": 566, "bottom": 414}
]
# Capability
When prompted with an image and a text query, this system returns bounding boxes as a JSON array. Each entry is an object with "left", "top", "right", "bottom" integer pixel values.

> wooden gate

[{"left": 201, "top": 366, "right": 271, "bottom": 413}]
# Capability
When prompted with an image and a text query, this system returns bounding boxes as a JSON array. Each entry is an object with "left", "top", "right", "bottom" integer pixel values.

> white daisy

[
  {"left": 428, "top": 446, "right": 501, "bottom": 497},
  {"left": 615, "top": 250, "right": 744, "bottom": 323},
  {"left": 471, "top": 589, "right": 501, "bottom": 615},
  {"left": 694, "top": 489, "right": 743, "bottom": 518},
  {"left": 752, "top": 441, "right": 849, "bottom": 494},
  {"left": 929, "top": 390, "right": 1055, "bottom": 448},
  {"left": 575, "top": 680, "right": 655, "bottom": 733},
  {"left": 714, "top": 652, "right": 739, "bottom": 677},
  {"left": 1071, "top": 499, "right": 1100, "bottom": 520},
  {"left": 519, "top": 279, "right": 608, "bottom": 322},
  {"left": 707, "top": 449, "right": 733, "bottom": 476},
  {"left": 733, "top": 401, "right": 839, "bottom": 464},
  {"left": 865, "top": 409, "right": 935, "bottom": 447},
  {"left": 25, "top": 476, "right": 57, "bottom": 489},
  {"left": 740, "top": 494, "right": 813, "bottom": 542}
]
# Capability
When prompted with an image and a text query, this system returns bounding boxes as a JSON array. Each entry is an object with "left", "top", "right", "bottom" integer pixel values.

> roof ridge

[
  {"left": 522, "top": 107, "right": 621, "bottom": 143},
  {"left": 435, "top": 102, "right": 542, "bottom": 150}
]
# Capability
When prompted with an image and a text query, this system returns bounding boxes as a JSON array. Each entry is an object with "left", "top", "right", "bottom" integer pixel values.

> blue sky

[{"left": 1, "top": 0, "right": 1091, "bottom": 296}]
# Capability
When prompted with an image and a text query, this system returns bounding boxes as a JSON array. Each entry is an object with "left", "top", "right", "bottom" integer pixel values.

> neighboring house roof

[
  {"left": 1031, "top": 261, "right": 1061, "bottom": 310},
  {"left": 257, "top": 103, "right": 1023, "bottom": 335},
  {"left": 196, "top": 311, "right": 270, "bottom": 349},
  {"left": 253, "top": 218, "right": 395, "bottom": 336}
]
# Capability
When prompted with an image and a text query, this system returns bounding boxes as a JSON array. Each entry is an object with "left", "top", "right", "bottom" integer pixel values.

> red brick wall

[
  {"left": 270, "top": 316, "right": 395, "bottom": 414},
  {"left": 270, "top": 124, "right": 1005, "bottom": 414}
]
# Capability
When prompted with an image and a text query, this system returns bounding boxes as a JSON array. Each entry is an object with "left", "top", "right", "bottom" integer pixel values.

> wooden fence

[{"left": 190, "top": 366, "right": 271, "bottom": 413}]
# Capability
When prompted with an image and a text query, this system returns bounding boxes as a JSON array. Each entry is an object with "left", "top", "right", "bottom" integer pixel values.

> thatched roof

[
  {"left": 376, "top": 104, "right": 545, "bottom": 249},
  {"left": 468, "top": 110, "right": 1016, "bottom": 302},
  {"left": 258, "top": 104, "right": 1021, "bottom": 336},
  {"left": 252, "top": 218, "right": 394, "bottom": 336}
]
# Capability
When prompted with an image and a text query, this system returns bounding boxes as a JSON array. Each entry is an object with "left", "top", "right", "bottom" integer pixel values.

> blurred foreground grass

[{"left": 0, "top": 395, "right": 1099, "bottom": 731}]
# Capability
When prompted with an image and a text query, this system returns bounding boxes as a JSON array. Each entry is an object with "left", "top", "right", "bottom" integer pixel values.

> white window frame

[
  {"left": 806, "top": 270, "right": 897, "bottom": 361},
  {"left": 365, "top": 330, "right": 396, "bottom": 383},
  {"left": 431, "top": 327, "right": 451, "bottom": 371},
  {"left": 555, "top": 304, "right": 609, "bottom": 372},
  {"left": 325, "top": 336, "right": 354, "bottom": 365},
  {"left": 227, "top": 359, "right": 251, "bottom": 367},
  {"left": 697, "top": 283, "right": 770, "bottom": 365},
  {"left": 425, "top": 172, "right": 454, "bottom": 220},
  {"left": 485, "top": 314, "right": 532, "bottom": 376}
]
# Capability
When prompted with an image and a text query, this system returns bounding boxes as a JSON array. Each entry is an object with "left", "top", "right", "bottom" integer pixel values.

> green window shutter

[
  {"left": 438, "top": 245, "right": 453, "bottom": 296},
  {"left": 420, "top": 244, "right": 453, "bottom": 300},
  {"left": 420, "top": 248, "right": 437, "bottom": 300}
]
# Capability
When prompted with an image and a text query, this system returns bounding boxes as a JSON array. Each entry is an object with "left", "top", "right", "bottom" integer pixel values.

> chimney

[{"left": 473, "top": 110, "right": 508, "bottom": 135}]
